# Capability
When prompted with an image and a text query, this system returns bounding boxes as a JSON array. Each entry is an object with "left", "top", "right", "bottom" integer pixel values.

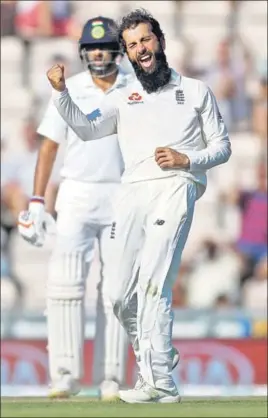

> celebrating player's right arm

[{"left": 47, "top": 64, "right": 118, "bottom": 142}]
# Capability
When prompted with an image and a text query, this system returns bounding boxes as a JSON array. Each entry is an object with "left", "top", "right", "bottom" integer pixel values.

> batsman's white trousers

[
  {"left": 47, "top": 179, "right": 127, "bottom": 384},
  {"left": 105, "top": 175, "right": 197, "bottom": 391}
]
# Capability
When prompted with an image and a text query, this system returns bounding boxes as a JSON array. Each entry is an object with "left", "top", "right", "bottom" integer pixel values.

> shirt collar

[
  {"left": 168, "top": 68, "right": 182, "bottom": 86},
  {"left": 110, "top": 69, "right": 130, "bottom": 90},
  {"left": 134, "top": 68, "right": 182, "bottom": 94}
]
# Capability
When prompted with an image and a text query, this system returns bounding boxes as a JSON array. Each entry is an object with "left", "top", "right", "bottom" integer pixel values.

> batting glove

[{"left": 17, "top": 197, "right": 55, "bottom": 247}]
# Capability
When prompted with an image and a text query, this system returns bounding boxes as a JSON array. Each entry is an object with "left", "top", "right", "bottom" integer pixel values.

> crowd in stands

[{"left": 1, "top": 1, "right": 267, "bottom": 315}]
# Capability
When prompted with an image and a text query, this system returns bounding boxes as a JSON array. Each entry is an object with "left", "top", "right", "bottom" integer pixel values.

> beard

[{"left": 130, "top": 46, "right": 171, "bottom": 94}]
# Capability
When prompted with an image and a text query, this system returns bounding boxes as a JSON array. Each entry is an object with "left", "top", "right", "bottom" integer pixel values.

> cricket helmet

[{"left": 79, "top": 17, "right": 122, "bottom": 77}]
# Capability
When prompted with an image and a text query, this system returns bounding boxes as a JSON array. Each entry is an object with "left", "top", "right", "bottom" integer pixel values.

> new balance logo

[
  {"left": 175, "top": 89, "right": 185, "bottom": 104},
  {"left": 154, "top": 219, "right": 165, "bottom": 226},
  {"left": 110, "top": 222, "right": 116, "bottom": 239}
]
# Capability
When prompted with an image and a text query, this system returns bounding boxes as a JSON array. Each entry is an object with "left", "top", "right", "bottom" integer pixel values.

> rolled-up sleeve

[
  {"left": 52, "top": 88, "right": 117, "bottom": 141},
  {"left": 37, "top": 97, "right": 67, "bottom": 143},
  {"left": 186, "top": 85, "right": 232, "bottom": 171}
]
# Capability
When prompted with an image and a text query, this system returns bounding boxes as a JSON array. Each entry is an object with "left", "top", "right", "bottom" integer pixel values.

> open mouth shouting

[{"left": 138, "top": 52, "right": 155, "bottom": 71}]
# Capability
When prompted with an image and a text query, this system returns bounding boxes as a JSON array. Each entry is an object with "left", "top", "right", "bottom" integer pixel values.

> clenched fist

[
  {"left": 47, "top": 64, "right": 66, "bottom": 92},
  {"left": 155, "top": 147, "right": 190, "bottom": 169}
]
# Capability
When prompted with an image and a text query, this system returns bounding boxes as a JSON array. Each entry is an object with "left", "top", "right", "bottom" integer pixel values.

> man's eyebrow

[{"left": 128, "top": 35, "right": 152, "bottom": 46}]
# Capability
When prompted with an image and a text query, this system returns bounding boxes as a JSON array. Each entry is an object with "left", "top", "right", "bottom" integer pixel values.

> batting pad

[
  {"left": 46, "top": 252, "right": 86, "bottom": 381},
  {"left": 93, "top": 295, "right": 128, "bottom": 384}
]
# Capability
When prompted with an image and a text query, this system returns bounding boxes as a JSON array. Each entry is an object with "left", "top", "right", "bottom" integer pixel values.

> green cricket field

[{"left": 1, "top": 397, "right": 267, "bottom": 417}]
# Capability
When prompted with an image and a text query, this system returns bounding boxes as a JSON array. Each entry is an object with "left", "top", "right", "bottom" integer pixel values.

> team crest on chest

[{"left": 175, "top": 89, "right": 185, "bottom": 104}]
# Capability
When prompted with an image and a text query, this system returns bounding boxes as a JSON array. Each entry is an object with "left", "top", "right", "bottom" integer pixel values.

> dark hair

[{"left": 118, "top": 8, "right": 165, "bottom": 52}]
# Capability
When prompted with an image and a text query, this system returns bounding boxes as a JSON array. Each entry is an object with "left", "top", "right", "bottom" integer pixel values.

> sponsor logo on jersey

[
  {"left": 86, "top": 108, "right": 102, "bottom": 120},
  {"left": 128, "top": 92, "right": 144, "bottom": 104}
]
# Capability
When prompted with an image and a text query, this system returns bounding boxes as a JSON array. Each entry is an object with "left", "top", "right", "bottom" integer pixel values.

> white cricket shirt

[
  {"left": 38, "top": 70, "right": 128, "bottom": 183},
  {"left": 52, "top": 69, "right": 232, "bottom": 194}
]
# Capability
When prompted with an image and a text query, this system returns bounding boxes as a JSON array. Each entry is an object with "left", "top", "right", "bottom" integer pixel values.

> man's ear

[{"left": 160, "top": 37, "right": 166, "bottom": 51}]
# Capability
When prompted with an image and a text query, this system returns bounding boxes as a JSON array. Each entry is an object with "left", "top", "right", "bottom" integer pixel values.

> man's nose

[
  {"left": 93, "top": 49, "right": 103, "bottom": 57},
  {"left": 137, "top": 44, "right": 146, "bottom": 55}
]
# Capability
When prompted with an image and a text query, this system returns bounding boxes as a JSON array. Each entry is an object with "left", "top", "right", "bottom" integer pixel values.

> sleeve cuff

[
  {"left": 52, "top": 88, "right": 69, "bottom": 99},
  {"left": 184, "top": 151, "right": 201, "bottom": 171}
]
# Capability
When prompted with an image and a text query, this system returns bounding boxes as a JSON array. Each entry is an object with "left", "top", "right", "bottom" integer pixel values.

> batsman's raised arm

[{"left": 47, "top": 64, "right": 117, "bottom": 142}]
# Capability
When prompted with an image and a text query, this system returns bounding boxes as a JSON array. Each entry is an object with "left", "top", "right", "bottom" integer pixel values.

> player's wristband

[
  {"left": 52, "top": 87, "right": 68, "bottom": 98},
  {"left": 30, "top": 196, "right": 45, "bottom": 204}
]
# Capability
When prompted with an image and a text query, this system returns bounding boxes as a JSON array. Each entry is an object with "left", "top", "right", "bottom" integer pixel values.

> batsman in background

[{"left": 18, "top": 17, "right": 129, "bottom": 400}]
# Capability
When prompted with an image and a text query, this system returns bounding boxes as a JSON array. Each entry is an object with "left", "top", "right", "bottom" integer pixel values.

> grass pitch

[{"left": 1, "top": 397, "right": 267, "bottom": 417}]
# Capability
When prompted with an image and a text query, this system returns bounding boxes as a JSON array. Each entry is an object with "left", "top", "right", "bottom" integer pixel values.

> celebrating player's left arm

[
  {"left": 154, "top": 148, "right": 190, "bottom": 170},
  {"left": 47, "top": 64, "right": 117, "bottom": 142},
  {"left": 155, "top": 83, "right": 231, "bottom": 171},
  {"left": 182, "top": 84, "right": 232, "bottom": 171}
]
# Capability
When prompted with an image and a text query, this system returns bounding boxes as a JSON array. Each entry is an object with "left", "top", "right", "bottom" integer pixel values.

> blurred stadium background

[{"left": 1, "top": 0, "right": 267, "bottom": 398}]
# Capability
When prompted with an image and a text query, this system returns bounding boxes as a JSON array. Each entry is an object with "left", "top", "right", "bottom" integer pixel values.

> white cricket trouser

[
  {"left": 105, "top": 175, "right": 197, "bottom": 391},
  {"left": 46, "top": 179, "right": 127, "bottom": 384}
]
